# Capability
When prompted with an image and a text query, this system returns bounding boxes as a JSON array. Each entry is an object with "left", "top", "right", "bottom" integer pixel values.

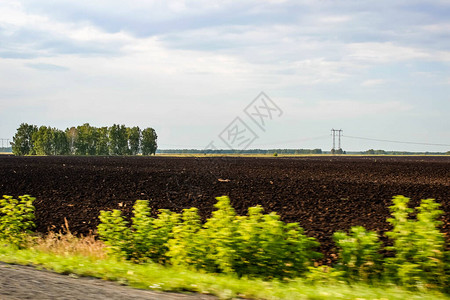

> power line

[
  {"left": 156, "top": 134, "right": 450, "bottom": 149},
  {"left": 344, "top": 135, "right": 450, "bottom": 147},
  {"left": 159, "top": 135, "right": 330, "bottom": 149}
]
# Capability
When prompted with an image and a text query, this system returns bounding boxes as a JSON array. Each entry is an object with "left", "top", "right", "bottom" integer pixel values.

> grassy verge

[{"left": 0, "top": 243, "right": 447, "bottom": 300}]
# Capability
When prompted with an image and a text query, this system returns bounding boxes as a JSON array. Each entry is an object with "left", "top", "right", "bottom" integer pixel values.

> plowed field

[{"left": 1, "top": 155, "right": 449, "bottom": 263}]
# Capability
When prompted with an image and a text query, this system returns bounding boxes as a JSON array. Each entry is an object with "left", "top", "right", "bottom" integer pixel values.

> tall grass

[{"left": 32, "top": 218, "right": 106, "bottom": 260}]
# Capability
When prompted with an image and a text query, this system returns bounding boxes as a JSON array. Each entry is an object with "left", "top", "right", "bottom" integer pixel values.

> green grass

[{"left": 0, "top": 243, "right": 447, "bottom": 300}]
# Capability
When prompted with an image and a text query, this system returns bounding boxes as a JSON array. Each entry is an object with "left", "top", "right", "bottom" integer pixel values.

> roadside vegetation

[
  {"left": 1, "top": 194, "right": 449, "bottom": 299},
  {"left": 11, "top": 123, "right": 157, "bottom": 156}
]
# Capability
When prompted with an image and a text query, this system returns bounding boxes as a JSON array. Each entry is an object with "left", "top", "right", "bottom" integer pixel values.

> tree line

[
  {"left": 363, "top": 149, "right": 449, "bottom": 155},
  {"left": 157, "top": 148, "right": 323, "bottom": 154},
  {"left": 11, "top": 123, "right": 157, "bottom": 156}
]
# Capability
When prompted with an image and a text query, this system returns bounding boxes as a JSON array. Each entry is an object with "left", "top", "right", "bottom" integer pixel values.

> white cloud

[
  {"left": 25, "top": 63, "right": 69, "bottom": 71},
  {"left": 361, "top": 79, "right": 386, "bottom": 87},
  {"left": 288, "top": 100, "right": 414, "bottom": 121},
  {"left": 347, "top": 42, "right": 430, "bottom": 63},
  {"left": 435, "top": 51, "right": 450, "bottom": 62},
  {"left": 422, "top": 23, "right": 450, "bottom": 33},
  {"left": 317, "top": 15, "right": 352, "bottom": 24}
]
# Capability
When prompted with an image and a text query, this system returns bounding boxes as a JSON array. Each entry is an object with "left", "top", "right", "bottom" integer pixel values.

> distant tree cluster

[
  {"left": 361, "top": 149, "right": 449, "bottom": 155},
  {"left": 157, "top": 148, "right": 322, "bottom": 154},
  {"left": 11, "top": 123, "right": 157, "bottom": 156},
  {"left": 330, "top": 148, "right": 345, "bottom": 154},
  {"left": 365, "top": 149, "right": 387, "bottom": 155}
]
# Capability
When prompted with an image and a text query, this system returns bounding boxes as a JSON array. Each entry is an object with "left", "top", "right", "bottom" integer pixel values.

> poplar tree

[{"left": 141, "top": 127, "right": 157, "bottom": 155}]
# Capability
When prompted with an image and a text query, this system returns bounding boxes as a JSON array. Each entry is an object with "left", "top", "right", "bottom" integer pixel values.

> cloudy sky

[{"left": 0, "top": 0, "right": 449, "bottom": 151}]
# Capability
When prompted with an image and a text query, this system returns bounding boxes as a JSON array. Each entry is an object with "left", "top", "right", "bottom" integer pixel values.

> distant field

[
  {"left": 155, "top": 153, "right": 450, "bottom": 158},
  {"left": 154, "top": 153, "right": 323, "bottom": 157}
]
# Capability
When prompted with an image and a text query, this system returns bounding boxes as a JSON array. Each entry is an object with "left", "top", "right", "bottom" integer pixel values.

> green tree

[
  {"left": 53, "top": 128, "right": 69, "bottom": 155},
  {"left": 65, "top": 127, "right": 78, "bottom": 155},
  {"left": 98, "top": 209, "right": 132, "bottom": 259},
  {"left": 129, "top": 201, "right": 179, "bottom": 263},
  {"left": 75, "top": 123, "right": 97, "bottom": 155},
  {"left": 128, "top": 126, "right": 141, "bottom": 155},
  {"left": 109, "top": 124, "right": 128, "bottom": 155},
  {"left": 96, "top": 126, "right": 109, "bottom": 155},
  {"left": 12, "top": 123, "right": 37, "bottom": 155},
  {"left": 0, "top": 195, "right": 35, "bottom": 248},
  {"left": 234, "top": 203, "right": 320, "bottom": 278},
  {"left": 166, "top": 208, "right": 208, "bottom": 270},
  {"left": 333, "top": 226, "right": 382, "bottom": 282},
  {"left": 32, "top": 126, "right": 54, "bottom": 155},
  {"left": 384, "top": 196, "right": 447, "bottom": 288},
  {"left": 74, "top": 125, "right": 88, "bottom": 155},
  {"left": 141, "top": 127, "right": 157, "bottom": 155}
]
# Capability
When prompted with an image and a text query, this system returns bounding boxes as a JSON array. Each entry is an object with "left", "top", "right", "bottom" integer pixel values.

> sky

[{"left": 0, "top": 0, "right": 449, "bottom": 152}]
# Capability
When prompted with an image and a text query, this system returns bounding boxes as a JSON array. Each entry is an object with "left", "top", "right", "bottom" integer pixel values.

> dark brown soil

[{"left": 1, "top": 155, "right": 449, "bottom": 263}]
